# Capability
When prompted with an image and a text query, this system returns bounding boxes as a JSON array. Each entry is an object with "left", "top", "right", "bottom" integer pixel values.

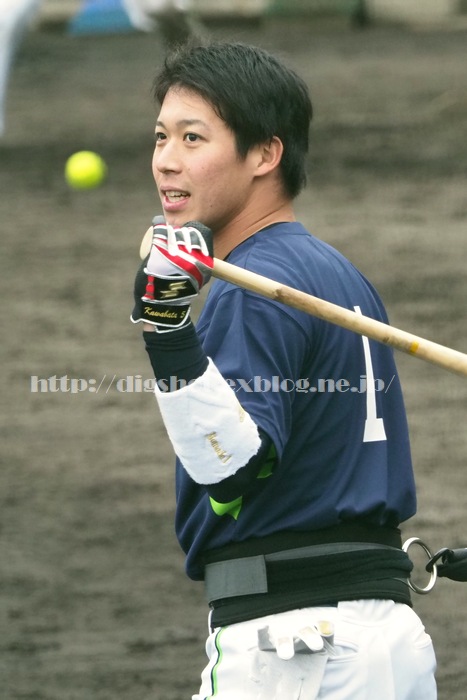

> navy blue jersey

[{"left": 175, "top": 222, "right": 416, "bottom": 580}]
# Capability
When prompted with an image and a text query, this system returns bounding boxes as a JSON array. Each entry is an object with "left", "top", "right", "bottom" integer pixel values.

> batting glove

[
  {"left": 131, "top": 220, "right": 213, "bottom": 332},
  {"left": 258, "top": 618, "right": 328, "bottom": 660}
]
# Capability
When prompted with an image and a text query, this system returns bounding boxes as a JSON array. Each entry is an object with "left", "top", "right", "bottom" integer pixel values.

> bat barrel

[{"left": 212, "top": 259, "right": 467, "bottom": 379}]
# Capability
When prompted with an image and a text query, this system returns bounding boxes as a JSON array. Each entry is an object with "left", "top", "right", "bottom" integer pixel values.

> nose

[{"left": 153, "top": 139, "right": 182, "bottom": 175}]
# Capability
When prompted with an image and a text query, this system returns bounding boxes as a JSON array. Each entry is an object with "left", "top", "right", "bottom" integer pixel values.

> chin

[{"left": 165, "top": 214, "right": 190, "bottom": 227}]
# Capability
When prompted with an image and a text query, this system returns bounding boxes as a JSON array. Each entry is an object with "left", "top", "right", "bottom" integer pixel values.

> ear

[{"left": 254, "top": 136, "right": 284, "bottom": 177}]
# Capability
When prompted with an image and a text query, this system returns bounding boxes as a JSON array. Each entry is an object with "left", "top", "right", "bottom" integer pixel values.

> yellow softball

[{"left": 64, "top": 151, "right": 107, "bottom": 190}]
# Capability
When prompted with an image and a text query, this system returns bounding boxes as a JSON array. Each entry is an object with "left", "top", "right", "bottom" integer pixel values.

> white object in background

[{"left": 0, "top": 0, "right": 41, "bottom": 136}]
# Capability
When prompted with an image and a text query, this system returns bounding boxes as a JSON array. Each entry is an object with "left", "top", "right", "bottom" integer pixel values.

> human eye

[
  {"left": 154, "top": 131, "right": 167, "bottom": 144},
  {"left": 184, "top": 132, "right": 202, "bottom": 144}
]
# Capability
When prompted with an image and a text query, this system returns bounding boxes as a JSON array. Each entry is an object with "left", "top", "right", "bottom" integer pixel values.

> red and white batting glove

[{"left": 131, "top": 220, "right": 214, "bottom": 332}]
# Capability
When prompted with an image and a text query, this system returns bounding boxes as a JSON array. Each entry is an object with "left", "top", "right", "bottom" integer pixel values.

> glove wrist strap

[
  {"left": 144, "top": 272, "right": 198, "bottom": 302},
  {"left": 141, "top": 301, "right": 191, "bottom": 332}
]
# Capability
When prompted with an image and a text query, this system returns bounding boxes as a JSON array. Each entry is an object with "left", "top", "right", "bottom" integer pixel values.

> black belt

[
  {"left": 203, "top": 524, "right": 413, "bottom": 627},
  {"left": 205, "top": 541, "right": 408, "bottom": 603}
]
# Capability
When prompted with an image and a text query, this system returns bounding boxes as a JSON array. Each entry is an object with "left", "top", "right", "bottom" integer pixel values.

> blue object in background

[{"left": 68, "top": 0, "right": 136, "bottom": 35}]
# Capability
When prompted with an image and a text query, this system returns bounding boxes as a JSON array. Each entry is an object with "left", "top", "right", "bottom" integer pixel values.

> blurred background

[{"left": 1, "top": 1, "right": 467, "bottom": 698}]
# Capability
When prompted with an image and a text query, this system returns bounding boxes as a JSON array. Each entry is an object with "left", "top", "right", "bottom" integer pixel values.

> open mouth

[{"left": 164, "top": 190, "right": 190, "bottom": 203}]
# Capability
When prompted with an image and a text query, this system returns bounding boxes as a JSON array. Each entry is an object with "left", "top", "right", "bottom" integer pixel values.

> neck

[{"left": 214, "top": 196, "right": 296, "bottom": 260}]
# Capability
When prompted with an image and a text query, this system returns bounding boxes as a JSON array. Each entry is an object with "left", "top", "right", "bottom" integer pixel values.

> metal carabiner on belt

[{"left": 402, "top": 537, "right": 438, "bottom": 594}]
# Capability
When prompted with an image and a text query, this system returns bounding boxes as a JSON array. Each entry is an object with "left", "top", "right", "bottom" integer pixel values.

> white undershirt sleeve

[{"left": 154, "top": 358, "right": 262, "bottom": 484}]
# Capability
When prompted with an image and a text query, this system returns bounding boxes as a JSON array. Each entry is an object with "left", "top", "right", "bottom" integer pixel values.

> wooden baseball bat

[
  {"left": 212, "top": 258, "right": 467, "bottom": 378},
  {"left": 139, "top": 226, "right": 467, "bottom": 378}
]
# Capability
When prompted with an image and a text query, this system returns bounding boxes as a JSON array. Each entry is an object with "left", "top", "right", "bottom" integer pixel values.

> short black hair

[{"left": 153, "top": 42, "right": 313, "bottom": 199}]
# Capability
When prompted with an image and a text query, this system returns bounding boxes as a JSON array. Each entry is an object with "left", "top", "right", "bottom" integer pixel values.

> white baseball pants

[{"left": 193, "top": 600, "right": 437, "bottom": 699}]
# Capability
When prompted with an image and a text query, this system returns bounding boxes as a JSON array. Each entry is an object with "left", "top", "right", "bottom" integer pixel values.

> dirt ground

[{"left": 1, "top": 13, "right": 467, "bottom": 700}]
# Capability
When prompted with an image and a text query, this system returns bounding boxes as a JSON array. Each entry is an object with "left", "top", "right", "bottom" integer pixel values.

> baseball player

[{"left": 132, "top": 42, "right": 437, "bottom": 698}]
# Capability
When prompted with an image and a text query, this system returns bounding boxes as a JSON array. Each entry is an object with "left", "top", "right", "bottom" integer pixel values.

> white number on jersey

[{"left": 354, "top": 306, "right": 387, "bottom": 443}]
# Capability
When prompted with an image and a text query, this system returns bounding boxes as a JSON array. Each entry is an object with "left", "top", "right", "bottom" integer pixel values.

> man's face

[{"left": 152, "top": 87, "right": 259, "bottom": 232}]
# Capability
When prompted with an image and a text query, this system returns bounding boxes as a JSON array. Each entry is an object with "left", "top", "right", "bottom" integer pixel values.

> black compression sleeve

[{"left": 143, "top": 323, "right": 209, "bottom": 390}]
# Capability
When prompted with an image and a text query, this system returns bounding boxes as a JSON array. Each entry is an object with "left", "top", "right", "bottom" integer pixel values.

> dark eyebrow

[{"left": 156, "top": 118, "right": 210, "bottom": 130}]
